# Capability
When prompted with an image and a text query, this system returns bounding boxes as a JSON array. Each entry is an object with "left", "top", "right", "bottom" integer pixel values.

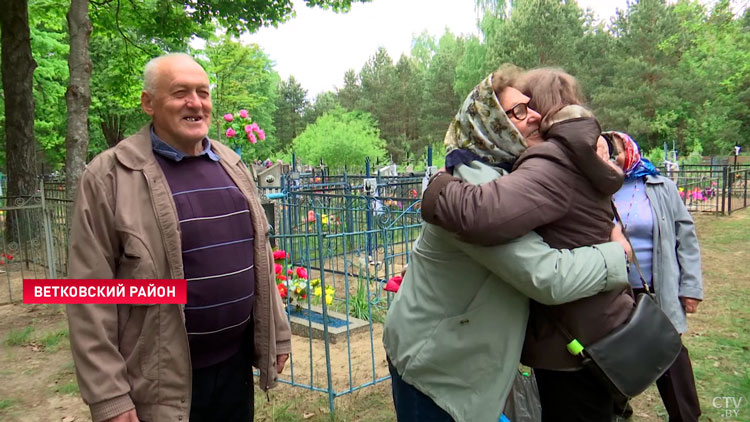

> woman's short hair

[
  {"left": 515, "top": 67, "right": 586, "bottom": 118},
  {"left": 491, "top": 64, "right": 524, "bottom": 99}
]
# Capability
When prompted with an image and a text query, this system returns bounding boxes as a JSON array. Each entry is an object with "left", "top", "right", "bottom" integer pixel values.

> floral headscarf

[
  {"left": 444, "top": 73, "right": 528, "bottom": 169},
  {"left": 604, "top": 131, "right": 659, "bottom": 181}
]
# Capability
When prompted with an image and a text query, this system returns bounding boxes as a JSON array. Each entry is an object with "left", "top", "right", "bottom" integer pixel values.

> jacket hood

[{"left": 544, "top": 108, "right": 624, "bottom": 195}]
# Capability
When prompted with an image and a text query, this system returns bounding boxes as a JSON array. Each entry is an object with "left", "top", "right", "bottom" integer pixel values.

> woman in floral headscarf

[
  {"left": 608, "top": 131, "right": 703, "bottom": 422},
  {"left": 383, "top": 65, "right": 632, "bottom": 422}
]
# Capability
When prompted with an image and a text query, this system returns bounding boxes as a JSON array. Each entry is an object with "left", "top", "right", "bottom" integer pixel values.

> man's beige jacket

[{"left": 66, "top": 126, "right": 291, "bottom": 422}]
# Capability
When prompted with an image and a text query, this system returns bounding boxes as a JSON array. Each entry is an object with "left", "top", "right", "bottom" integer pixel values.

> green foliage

[
  {"left": 29, "top": 0, "right": 69, "bottom": 168},
  {"left": 274, "top": 75, "right": 308, "bottom": 151},
  {"left": 292, "top": 107, "right": 386, "bottom": 170},
  {"left": 203, "top": 35, "right": 280, "bottom": 161},
  {"left": 304, "top": 91, "right": 340, "bottom": 127}
]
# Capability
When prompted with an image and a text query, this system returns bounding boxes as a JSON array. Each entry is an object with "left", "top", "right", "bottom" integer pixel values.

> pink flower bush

[{"left": 221, "top": 108, "right": 265, "bottom": 152}]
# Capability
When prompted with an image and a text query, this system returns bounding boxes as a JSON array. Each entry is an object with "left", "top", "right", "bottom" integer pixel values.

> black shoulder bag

[{"left": 551, "top": 204, "right": 683, "bottom": 398}]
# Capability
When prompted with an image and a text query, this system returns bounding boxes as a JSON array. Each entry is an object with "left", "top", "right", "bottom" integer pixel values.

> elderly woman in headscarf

[
  {"left": 607, "top": 131, "right": 703, "bottom": 422},
  {"left": 418, "top": 67, "right": 638, "bottom": 422},
  {"left": 382, "top": 65, "right": 631, "bottom": 422}
]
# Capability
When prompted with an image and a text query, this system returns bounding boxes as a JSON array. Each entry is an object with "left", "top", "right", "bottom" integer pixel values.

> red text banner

[{"left": 23, "top": 279, "right": 187, "bottom": 304}]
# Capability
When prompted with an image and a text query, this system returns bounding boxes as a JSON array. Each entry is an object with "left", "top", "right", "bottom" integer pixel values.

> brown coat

[
  {"left": 66, "top": 126, "right": 291, "bottom": 421},
  {"left": 421, "top": 117, "right": 634, "bottom": 369}
]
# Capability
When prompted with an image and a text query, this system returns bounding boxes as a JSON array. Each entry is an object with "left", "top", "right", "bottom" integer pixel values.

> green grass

[
  {"left": 676, "top": 212, "right": 750, "bottom": 421},
  {"left": 53, "top": 380, "right": 79, "bottom": 395},
  {"left": 4, "top": 325, "right": 34, "bottom": 346},
  {"left": 38, "top": 327, "right": 69, "bottom": 351},
  {"left": 0, "top": 398, "right": 16, "bottom": 410}
]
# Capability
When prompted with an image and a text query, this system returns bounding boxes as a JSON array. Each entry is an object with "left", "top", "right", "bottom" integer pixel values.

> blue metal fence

[{"left": 262, "top": 172, "right": 423, "bottom": 412}]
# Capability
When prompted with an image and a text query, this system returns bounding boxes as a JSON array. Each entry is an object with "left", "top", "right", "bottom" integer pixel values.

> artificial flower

[
  {"left": 274, "top": 263, "right": 283, "bottom": 274},
  {"left": 296, "top": 267, "right": 308, "bottom": 279},
  {"left": 384, "top": 275, "right": 403, "bottom": 293},
  {"left": 277, "top": 283, "right": 287, "bottom": 299}
]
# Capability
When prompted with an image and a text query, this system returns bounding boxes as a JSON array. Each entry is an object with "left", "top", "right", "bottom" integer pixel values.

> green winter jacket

[{"left": 383, "top": 161, "right": 628, "bottom": 422}]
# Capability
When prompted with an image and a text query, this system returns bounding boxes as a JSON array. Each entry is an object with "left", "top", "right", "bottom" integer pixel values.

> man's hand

[
  {"left": 105, "top": 409, "right": 138, "bottom": 422},
  {"left": 276, "top": 353, "right": 289, "bottom": 374},
  {"left": 610, "top": 223, "right": 633, "bottom": 263},
  {"left": 681, "top": 297, "right": 701, "bottom": 313}
]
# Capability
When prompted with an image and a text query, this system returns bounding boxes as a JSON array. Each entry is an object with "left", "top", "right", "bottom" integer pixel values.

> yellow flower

[
  {"left": 325, "top": 286, "right": 335, "bottom": 295},
  {"left": 311, "top": 278, "right": 321, "bottom": 287},
  {"left": 321, "top": 214, "right": 329, "bottom": 225},
  {"left": 325, "top": 294, "right": 333, "bottom": 305},
  {"left": 314, "top": 286, "right": 322, "bottom": 297}
]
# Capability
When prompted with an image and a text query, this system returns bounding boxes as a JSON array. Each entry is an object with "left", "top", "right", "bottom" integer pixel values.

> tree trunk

[
  {"left": 1, "top": 0, "right": 38, "bottom": 244},
  {"left": 65, "top": 0, "right": 93, "bottom": 202},
  {"left": 100, "top": 113, "right": 125, "bottom": 148},
  {"left": 0, "top": 0, "right": 38, "bottom": 198}
]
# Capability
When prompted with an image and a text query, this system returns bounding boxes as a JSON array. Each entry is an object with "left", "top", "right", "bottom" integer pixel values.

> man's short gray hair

[{"left": 143, "top": 52, "right": 196, "bottom": 94}]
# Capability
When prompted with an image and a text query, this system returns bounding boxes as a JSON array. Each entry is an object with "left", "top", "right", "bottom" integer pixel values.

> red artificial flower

[
  {"left": 384, "top": 275, "right": 403, "bottom": 293},
  {"left": 274, "top": 263, "right": 283, "bottom": 275},
  {"left": 273, "top": 250, "right": 288, "bottom": 260},
  {"left": 5, "top": 254, "right": 12, "bottom": 260},
  {"left": 296, "top": 267, "right": 308, "bottom": 280},
  {"left": 277, "top": 283, "right": 287, "bottom": 299},
  {"left": 287, "top": 269, "right": 294, "bottom": 276},
  {"left": 276, "top": 275, "right": 287, "bottom": 282},
  {"left": 307, "top": 210, "right": 316, "bottom": 223}
]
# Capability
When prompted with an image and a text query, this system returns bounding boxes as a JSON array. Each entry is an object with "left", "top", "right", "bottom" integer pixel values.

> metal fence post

[{"left": 40, "top": 180, "right": 56, "bottom": 278}]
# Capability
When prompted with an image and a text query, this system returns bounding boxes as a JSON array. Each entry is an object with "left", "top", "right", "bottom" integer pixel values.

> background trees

[
  {"left": 292, "top": 108, "right": 386, "bottom": 171},
  {"left": 1, "top": 0, "right": 749, "bottom": 184}
]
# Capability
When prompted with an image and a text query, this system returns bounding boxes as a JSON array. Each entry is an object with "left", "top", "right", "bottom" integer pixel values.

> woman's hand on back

[{"left": 610, "top": 222, "right": 633, "bottom": 263}]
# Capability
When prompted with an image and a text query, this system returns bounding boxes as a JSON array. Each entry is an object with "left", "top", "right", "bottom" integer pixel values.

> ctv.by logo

[{"left": 713, "top": 396, "right": 745, "bottom": 418}]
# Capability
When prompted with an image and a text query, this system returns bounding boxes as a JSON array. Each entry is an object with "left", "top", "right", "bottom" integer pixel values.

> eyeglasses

[{"left": 504, "top": 102, "right": 530, "bottom": 120}]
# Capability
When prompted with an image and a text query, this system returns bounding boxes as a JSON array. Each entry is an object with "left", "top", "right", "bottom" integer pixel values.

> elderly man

[{"left": 66, "top": 53, "right": 291, "bottom": 422}]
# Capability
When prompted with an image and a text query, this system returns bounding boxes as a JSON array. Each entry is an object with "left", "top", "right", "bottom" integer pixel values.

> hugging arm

[
  {"left": 455, "top": 231, "right": 629, "bottom": 305},
  {"left": 421, "top": 158, "right": 574, "bottom": 246}
]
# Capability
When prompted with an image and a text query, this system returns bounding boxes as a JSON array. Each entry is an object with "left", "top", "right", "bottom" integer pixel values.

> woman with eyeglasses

[
  {"left": 607, "top": 131, "right": 703, "bottom": 422},
  {"left": 420, "top": 67, "right": 637, "bottom": 422},
  {"left": 383, "top": 65, "right": 633, "bottom": 422}
]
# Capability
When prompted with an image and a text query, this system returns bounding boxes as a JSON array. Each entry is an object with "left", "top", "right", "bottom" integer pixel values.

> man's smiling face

[{"left": 141, "top": 56, "right": 212, "bottom": 152}]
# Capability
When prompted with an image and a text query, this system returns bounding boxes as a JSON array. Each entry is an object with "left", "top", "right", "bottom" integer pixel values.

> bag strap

[
  {"left": 545, "top": 201, "right": 650, "bottom": 357},
  {"left": 610, "top": 201, "right": 650, "bottom": 293}
]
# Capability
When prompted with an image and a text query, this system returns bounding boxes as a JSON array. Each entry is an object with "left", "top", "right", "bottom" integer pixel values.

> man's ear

[{"left": 141, "top": 90, "right": 154, "bottom": 116}]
